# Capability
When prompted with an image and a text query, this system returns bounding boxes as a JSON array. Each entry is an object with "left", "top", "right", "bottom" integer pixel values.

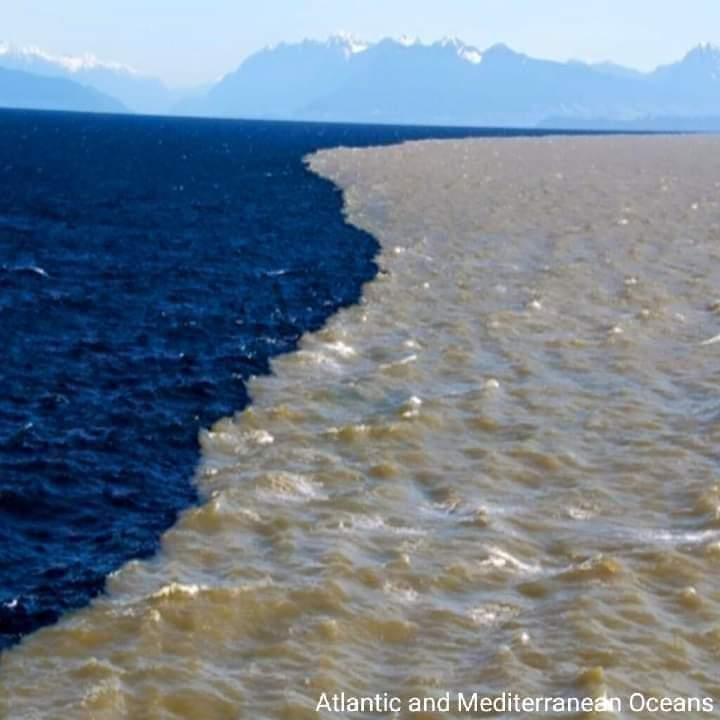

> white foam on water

[
  {"left": 249, "top": 429, "right": 274, "bottom": 445},
  {"left": 634, "top": 527, "right": 720, "bottom": 548},
  {"left": 335, "top": 513, "right": 426, "bottom": 537},
  {"left": 8, "top": 264, "right": 49, "bottom": 277},
  {"left": 469, "top": 603, "right": 520, "bottom": 627},
  {"left": 324, "top": 340, "right": 357, "bottom": 358},
  {"left": 150, "top": 582, "right": 207, "bottom": 600},
  {"left": 383, "top": 582, "right": 419, "bottom": 604},
  {"left": 6, "top": 134, "right": 720, "bottom": 720},
  {"left": 295, "top": 349, "right": 343, "bottom": 372},
  {"left": 479, "top": 546, "right": 542, "bottom": 576},
  {"left": 255, "top": 471, "right": 327, "bottom": 504}
]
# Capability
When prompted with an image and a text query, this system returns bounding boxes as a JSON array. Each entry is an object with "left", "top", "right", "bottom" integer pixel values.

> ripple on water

[{"left": 3, "top": 135, "right": 720, "bottom": 717}]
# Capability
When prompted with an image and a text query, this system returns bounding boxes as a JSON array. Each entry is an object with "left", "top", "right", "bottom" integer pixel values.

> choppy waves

[{"left": 3, "top": 135, "right": 720, "bottom": 717}]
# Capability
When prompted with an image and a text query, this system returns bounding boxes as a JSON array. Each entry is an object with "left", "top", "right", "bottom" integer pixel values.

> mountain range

[
  {"left": 1, "top": 36, "right": 720, "bottom": 129},
  {"left": 0, "top": 66, "right": 124, "bottom": 114},
  {"left": 0, "top": 43, "right": 181, "bottom": 114}
]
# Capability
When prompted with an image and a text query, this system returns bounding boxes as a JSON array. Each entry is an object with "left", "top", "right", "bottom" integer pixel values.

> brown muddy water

[{"left": 2, "top": 136, "right": 720, "bottom": 719}]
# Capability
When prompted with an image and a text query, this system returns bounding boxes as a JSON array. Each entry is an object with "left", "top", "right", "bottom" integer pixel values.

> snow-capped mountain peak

[
  {"left": 0, "top": 41, "right": 176, "bottom": 113},
  {"left": 459, "top": 45, "right": 483, "bottom": 64},
  {"left": 397, "top": 35, "right": 421, "bottom": 47},
  {"left": 0, "top": 42, "right": 136, "bottom": 75},
  {"left": 329, "top": 32, "right": 369, "bottom": 57},
  {"left": 436, "top": 36, "right": 483, "bottom": 64},
  {"left": 438, "top": 36, "right": 463, "bottom": 48}
]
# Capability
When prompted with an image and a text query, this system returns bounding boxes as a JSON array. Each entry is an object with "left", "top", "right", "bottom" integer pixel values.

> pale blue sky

[{"left": 3, "top": 1, "right": 719, "bottom": 86}]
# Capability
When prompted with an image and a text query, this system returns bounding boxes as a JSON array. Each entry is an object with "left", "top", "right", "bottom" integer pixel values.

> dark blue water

[{"left": 0, "top": 110, "right": 559, "bottom": 650}]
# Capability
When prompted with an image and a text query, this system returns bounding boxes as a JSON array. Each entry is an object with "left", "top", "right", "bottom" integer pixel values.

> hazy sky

[{"left": 3, "top": 1, "right": 720, "bottom": 86}]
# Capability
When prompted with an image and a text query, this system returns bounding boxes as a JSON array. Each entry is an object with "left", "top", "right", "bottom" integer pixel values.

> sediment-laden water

[
  {"left": 0, "top": 111, "right": 520, "bottom": 649},
  {"left": 2, "top": 135, "right": 720, "bottom": 718}
]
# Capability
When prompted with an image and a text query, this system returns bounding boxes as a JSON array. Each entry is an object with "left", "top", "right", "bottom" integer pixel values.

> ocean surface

[
  {"left": 5, "top": 119, "right": 717, "bottom": 719},
  {"left": 0, "top": 110, "right": 552, "bottom": 652},
  {"left": 3, "top": 133, "right": 717, "bottom": 720}
]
